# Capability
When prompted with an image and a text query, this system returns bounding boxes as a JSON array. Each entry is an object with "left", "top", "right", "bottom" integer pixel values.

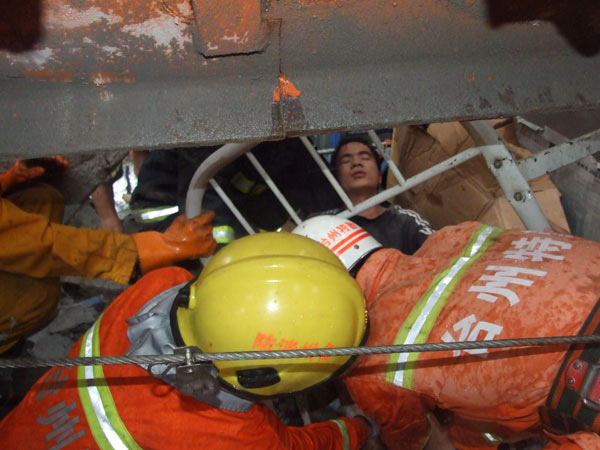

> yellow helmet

[{"left": 175, "top": 232, "right": 367, "bottom": 398}]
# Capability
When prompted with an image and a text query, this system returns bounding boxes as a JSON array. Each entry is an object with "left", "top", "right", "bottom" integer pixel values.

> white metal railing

[
  {"left": 367, "top": 129, "right": 406, "bottom": 186},
  {"left": 335, "top": 146, "right": 484, "bottom": 219},
  {"left": 245, "top": 152, "right": 302, "bottom": 225},
  {"left": 185, "top": 123, "right": 600, "bottom": 237}
]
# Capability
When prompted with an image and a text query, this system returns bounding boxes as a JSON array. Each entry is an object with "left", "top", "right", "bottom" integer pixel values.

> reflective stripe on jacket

[
  {"left": 130, "top": 205, "right": 179, "bottom": 224},
  {"left": 77, "top": 315, "right": 141, "bottom": 449},
  {"left": 387, "top": 224, "right": 502, "bottom": 389},
  {"left": 0, "top": 267, "right": 369, "bottom": 449},
  {"left": 212, "top": 225, "right": 235, "bottom": 244},
  {"left": 345, "top": 221, "right": 600, "bottom": 450}
]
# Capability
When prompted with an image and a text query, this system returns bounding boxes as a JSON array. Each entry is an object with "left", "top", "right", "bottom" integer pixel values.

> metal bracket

[
  {"left": 190, "top": 0, "right": 271, "bottom": 57},
  {"left": 565, "top": 358, "right": 600, "bottom": 411},
  {"left": 173, "top": 347, "right": 220, "bottom": 396},
  {"left": 461, "top": 120, "right": 551, "bottom": 231},
  {"left": 147, "top": 346, "right": 221, "bottom": 396}
]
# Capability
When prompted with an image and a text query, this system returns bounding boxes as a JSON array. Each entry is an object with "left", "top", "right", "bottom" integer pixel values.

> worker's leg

[
  {"left": 0, "top": 183, "right": 63, "bottom": 354},
  {"left": 0, "top": 273, "right": 61, "bottom": 354}
]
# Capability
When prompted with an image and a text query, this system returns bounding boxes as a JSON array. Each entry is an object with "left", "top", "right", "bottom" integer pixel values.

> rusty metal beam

[{"left": 1, "top": 0, "right": 600, "bottom": 158}]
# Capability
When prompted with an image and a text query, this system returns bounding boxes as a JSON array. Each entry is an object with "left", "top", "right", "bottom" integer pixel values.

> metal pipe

[
  {"left": 337, "top": 146, "right": 483, "bottom": 218},
  {"left": 209, "top": 179, "right": 255, "bottom": 235},
  {"left": 461, "top": 120, "right": 550, "bottom": 231},
  {"left": 185, "top": 142, "right": 259, "bottom": 219},
  {"left": 517, "top": 129, "right": 600, "bottom": 180},
  {"left": 367, "top": 129, "right": 406, "bottom": 185}
]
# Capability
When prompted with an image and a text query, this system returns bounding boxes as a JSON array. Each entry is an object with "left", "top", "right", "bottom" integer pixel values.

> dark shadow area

[
  {"left": 0, "top": 0, "right": 42, "bottom": 51},
  {"left": 486, "top": 0, "right": 600, "bottom": 56}
]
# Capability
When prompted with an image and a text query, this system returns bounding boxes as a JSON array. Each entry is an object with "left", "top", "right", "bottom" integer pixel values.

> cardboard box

[{"left": 392, "top": 121, "right": 570, "bottom": 232}]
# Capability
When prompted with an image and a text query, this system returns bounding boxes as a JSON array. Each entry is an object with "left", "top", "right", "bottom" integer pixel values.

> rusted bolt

[
  {"left": 513, "top": 192, "right": 524, "bottom": 202},
  {"left": 567, "top": 377, "right": 575, "bottom": 385},
  {"left": 574, "top": 361, "right": 582, "bottom": 370},
  {"left": 393, "top": 2, "right": 398, "bottom": 6},
  {"left": 493, "top": 159, "right": 503, "bottom": 169}
]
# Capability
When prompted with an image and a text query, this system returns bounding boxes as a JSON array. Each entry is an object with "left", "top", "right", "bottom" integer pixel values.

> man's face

[{"left": 335, "top": 141, "right": 381, "bottom": 197}]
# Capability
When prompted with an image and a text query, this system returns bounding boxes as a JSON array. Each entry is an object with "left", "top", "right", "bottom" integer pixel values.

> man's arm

[
  {"left": 0, "top": 196, "right": 138, "bottom": 283},
  {"left": 424, "top": 412, "right": 455, "bottom": 450},
  {"left": 0, "top": 197, "right": 216, "bottom": 284},
  {"left": 252, "top": 403, "right": 370, "bottom": 449},
  {"left": 91, "top": 183, "right": 124, "bottom": 232},
  {"left": 0, "top": 158, "right": 138, "bottom": 283},
  {"left": 345, "top": 376, "right": 432, "bottom": 450}
]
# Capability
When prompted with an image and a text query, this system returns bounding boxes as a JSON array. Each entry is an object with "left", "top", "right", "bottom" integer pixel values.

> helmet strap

[{"left": 169, "top": 280, "right": 196, "bottom": 347}]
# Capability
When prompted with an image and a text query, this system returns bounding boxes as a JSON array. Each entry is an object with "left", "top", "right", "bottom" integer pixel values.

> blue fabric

[{"left": 330, "top": 133, "right": 341, "bottom": 149}]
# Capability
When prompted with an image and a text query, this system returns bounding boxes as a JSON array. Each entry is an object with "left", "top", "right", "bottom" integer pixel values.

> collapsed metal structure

[
  {"left": 1, "top": 0, "right": 600, "bottom": 158},
  {"left": 1, "top": 2, "right": 600, "bottom": 418}
]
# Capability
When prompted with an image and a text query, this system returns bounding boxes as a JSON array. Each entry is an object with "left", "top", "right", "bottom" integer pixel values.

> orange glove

[
  {"left": 133, "top": 211, "right": 217, "bottom": 274},
  {"left": 0, "top": 156, "right": 69, "bottom": 194}
]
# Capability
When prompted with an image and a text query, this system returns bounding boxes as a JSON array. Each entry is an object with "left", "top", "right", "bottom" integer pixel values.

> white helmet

[{"left": 292, "top": 215, "right": 382, "bottom": 271}]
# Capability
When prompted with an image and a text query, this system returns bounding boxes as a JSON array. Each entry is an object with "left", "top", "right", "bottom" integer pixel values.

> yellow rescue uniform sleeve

[{"left": 0, "top": 196, "right": 137, "bottom": 284}]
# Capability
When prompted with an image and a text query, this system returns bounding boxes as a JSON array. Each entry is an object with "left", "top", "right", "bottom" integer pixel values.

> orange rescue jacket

[
  {"left": 0, "top": 266, "right": 369, "bottom": 449},
  {"left": 345, "top": 222, "right": 600, "bottom": 450}
]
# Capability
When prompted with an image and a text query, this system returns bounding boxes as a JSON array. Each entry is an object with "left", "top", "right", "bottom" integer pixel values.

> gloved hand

[
  {"left": 133, "top": 211, "right": 217, "bottom": 274},
  {"left": 0, "top": 156, "right": 69, "bottom": 194}
]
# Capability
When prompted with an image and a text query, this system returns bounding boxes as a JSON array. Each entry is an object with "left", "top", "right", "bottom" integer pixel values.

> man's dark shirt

[{"left": 323, "top": 204, "right": 434, "bottom": 255}]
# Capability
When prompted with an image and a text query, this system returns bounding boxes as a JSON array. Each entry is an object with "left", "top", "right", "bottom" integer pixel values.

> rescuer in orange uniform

[
  {"left": 0, "top": 158, "right": 217, "bottom": 354},
  {"left": 0, "top": 233, "right": 373, "bottom": 449},
  {"left": 295, "top": 216, "right": 600, "bottom": 450}
]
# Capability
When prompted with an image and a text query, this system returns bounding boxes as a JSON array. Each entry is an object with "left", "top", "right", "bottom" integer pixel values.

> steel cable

[{"left": 1, "top": 335, "right": 600, "bottom": 369}]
